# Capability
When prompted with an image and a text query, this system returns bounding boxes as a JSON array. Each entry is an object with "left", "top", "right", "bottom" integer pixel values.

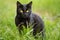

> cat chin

[
  {"left": 21, "top": 15, "right": 27, "bottom": 18},
  {"left": 23, "top": 16, "right": 29, "bottom": 18},
  {"left": 22, "top": 15, "right": 29, "bottom": 18}
]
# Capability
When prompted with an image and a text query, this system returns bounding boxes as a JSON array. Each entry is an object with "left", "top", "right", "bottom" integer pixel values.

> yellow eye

[
  {"left": 20, "top": 10, "right": 23, "bottom": 13},
  {"left": 26, "top": 10, "right": 29, "bottom": 12}
]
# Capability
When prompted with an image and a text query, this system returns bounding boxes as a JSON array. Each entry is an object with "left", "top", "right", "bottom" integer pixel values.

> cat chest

[{"left": 19, "top": 19, "right": 29, "bottom": 26}]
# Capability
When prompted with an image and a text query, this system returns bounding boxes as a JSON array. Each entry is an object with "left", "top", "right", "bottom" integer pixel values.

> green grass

[{"left": 0, "top": 0, "right": 60, "bottom": 40}]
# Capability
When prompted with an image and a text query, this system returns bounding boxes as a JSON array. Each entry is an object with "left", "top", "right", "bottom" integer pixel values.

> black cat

[{"left": 15, "top": 1, "right": 44, "bottom": 37}]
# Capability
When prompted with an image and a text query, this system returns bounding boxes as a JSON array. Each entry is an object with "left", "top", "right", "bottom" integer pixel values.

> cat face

[{"left": 17, "top": 1, "right": 32, "bottom": 18}]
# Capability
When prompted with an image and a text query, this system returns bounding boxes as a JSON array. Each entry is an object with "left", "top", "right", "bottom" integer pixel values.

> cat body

[{"left": 15, "top": 1, "right": 44, "bottom": 36}]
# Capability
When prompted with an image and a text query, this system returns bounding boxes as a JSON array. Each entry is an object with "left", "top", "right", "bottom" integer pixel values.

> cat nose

[{"left": 24, "top": 13, "right": 28, "bottom": 16}]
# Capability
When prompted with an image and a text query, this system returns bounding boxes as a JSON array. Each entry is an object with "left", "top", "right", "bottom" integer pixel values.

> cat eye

[
  {"left": 26, "top": 10, "right": 29, "bottom": 12},
  {"left": 20, "top": 10, "right": 23, "bottom": 13}
]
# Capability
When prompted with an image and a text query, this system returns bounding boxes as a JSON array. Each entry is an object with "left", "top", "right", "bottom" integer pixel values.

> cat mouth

[{"left": 22, "top": 15, "right": 29, "bottom": 18}]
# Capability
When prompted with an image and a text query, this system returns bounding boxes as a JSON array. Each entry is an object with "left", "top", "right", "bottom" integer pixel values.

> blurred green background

[{"left": 0, "top": 0, "right": 60, "bottom": 40}]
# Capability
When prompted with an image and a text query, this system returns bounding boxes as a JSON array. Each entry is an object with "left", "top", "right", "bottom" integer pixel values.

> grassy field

[{"left": 0, "top": 0, "right": 60, "bottom": 40}]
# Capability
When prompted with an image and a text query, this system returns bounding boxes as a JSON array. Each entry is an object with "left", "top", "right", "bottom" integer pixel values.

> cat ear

[
  {"left": 17, "top": 1, "right": 22, "bottom": 7},
  {"left": 27, "top": 1, "right": 32, "bottom": 7}
]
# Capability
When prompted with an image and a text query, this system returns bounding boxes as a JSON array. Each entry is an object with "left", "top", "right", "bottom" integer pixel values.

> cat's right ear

[{"left": 17, "top": 1, "right": 22, "bottom": 7}]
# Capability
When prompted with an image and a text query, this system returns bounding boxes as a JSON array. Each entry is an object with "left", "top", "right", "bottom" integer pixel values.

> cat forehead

[
  {"left": 22, "top": 4, "right": 27, "bottom": 7},
  {"left": 21, "top": 4, "right": 28, "bottom": 10}
]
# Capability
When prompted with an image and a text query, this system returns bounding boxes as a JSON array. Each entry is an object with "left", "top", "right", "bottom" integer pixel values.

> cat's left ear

[{"left": 27, "top": 1, "right": 32, "bottom": 7}]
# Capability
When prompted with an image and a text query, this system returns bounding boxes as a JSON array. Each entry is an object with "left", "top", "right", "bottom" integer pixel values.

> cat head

[{"left": 17, "top": 1, "right": 32, "bottom": 18}]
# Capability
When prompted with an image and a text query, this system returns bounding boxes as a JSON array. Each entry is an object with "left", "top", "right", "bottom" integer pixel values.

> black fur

[{"left": 15, "top": 1, "right": 44, "bottom": 37}]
